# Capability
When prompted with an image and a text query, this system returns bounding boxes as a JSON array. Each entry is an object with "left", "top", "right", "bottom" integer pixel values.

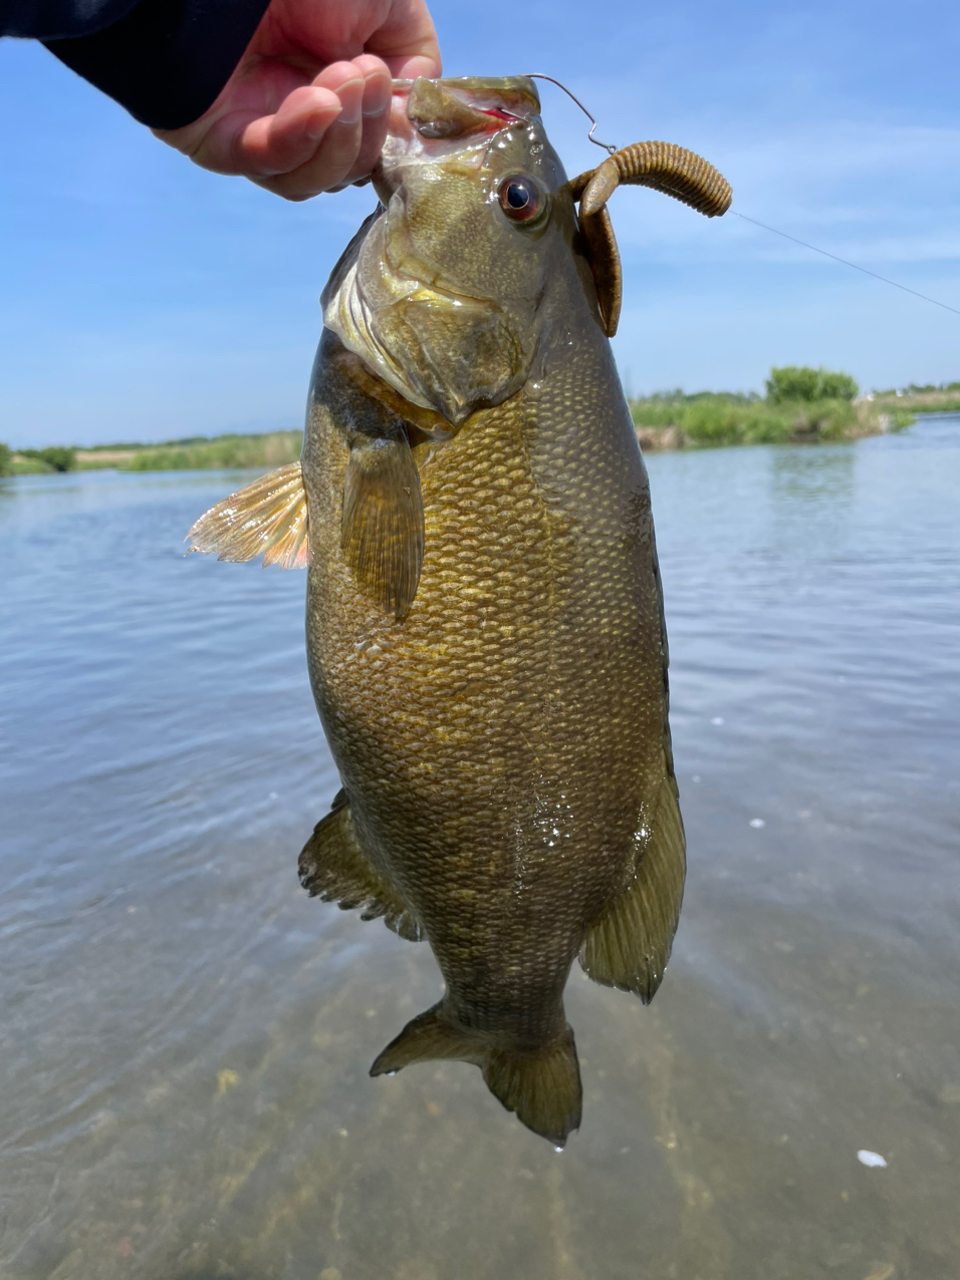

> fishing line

[
  {"left": 524, "top": 75, "right": 958, "bottom": 319},
  {"left": 525, "top": 73, "right": 618, "bottom": 154},
  {"left": 733, "top": 211, "right": 960, "bottom": 318}
]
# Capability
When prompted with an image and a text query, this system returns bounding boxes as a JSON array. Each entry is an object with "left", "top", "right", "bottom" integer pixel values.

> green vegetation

[
  {"left": 882, "top": 408, "right": 919, "bottom": 430},
  {"left": 629, "top": 367, "right": 871, "bottom": 449},
  {"left": 6, "top": 445, "right": 77, "bottom": 474},
  {"left": 113, "top": 431, "right": 303, "bottom": 471},
  {"left": 3, "top": 431, "right": 302, "bottom": 475},
  {"left": 6, "top": 446, "right": 78, "bottom": 474},
  {"left": 871, "top": 387, "right": 960, "bottom": 416},
  {"left": 624, "top": 364, "right": 960, "bottom": 450},
  {"left": 73, "top": 431, "right": 303, "bottom": 472},
  {"left": 20, "top": 446, "right": 77, "bottom": 472},
  {"left": 766, "top": 365, "right": 858, "bottom": 403},
  {"left": 875, "top": 380, "right": 960, "bottom": 395}
]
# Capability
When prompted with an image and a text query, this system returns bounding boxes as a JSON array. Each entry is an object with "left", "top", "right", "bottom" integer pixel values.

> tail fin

[{"left": 370, "top": 1003, "right": 582, "bottom": 1146}]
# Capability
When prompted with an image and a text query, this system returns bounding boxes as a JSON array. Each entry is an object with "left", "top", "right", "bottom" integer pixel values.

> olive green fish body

[
  {"left": 303, "top": 311, "right": 668, "bottom": 1047},
  {"left": 186, "top": 75, "right": 730, "bottom": 1143}
]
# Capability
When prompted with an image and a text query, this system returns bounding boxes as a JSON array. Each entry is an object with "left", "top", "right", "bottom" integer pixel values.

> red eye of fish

[{"left": 497, "top": 175, "right": 545, "bottom": 224}]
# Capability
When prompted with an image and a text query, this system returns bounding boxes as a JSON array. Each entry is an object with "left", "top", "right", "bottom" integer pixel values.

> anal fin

[
  {"left": 371, "top": 1003, "right": 582, "bottom": 1147},
  {"left": 579, "top": 773, "right": 686, "bottom": 1003},
  {"left": 341, "top": 436, "right": 424, "bottom": 619},
  {"left": 298, "top": 796, "right": 423, "bottom": 942},
  {"left": 186, "top": 461, "right": 310, "bottom": 569}
]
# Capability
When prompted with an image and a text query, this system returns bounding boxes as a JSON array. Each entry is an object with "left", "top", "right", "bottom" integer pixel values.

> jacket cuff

[{"left": 44, "top": 0, "right": 270, "bottom": 130}]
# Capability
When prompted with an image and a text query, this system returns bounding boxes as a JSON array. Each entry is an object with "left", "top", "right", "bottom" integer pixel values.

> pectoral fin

[
  {"left": 186, "top": 461, "right": 309, "bottom": 569},
  {"left": 341, "top": 435, "right": 424, "bottom": 619},
  {"left": 579, "top": 774, "right": 686, "bottom": 1003},
  {"left": 298, "top": 793, "right": 423, "bottom": 942}
]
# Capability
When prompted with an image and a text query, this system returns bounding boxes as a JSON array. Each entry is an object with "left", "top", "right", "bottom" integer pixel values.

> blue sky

[{"left": 1, "top": 0, "right": 958, "bottom": 446}]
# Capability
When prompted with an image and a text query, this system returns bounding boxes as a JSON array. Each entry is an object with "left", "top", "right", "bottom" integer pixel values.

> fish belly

[{"left": 303, "top": 339, "right": 667, "bottom": 1042}]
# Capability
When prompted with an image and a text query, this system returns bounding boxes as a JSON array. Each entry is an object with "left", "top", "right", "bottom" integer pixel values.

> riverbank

[
  {"left": 873, "top": 388, "right": 960, "bottom": 415},
  {"left": 3, "top": 394, "right": 955, "bottom": 476},
  {"left": 4, "top": 431, "right": 303, "bottom": 475},
  {"left": 628, "top": 392, "right": 914, "bottom": 451}
]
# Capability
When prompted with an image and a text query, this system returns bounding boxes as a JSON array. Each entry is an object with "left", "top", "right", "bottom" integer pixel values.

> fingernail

[
  {"left": 362, "top": 78, "right": 391, "bottom": 120},
  {"left": 337, "top": 80, "right": 363, "bottom": 126}
]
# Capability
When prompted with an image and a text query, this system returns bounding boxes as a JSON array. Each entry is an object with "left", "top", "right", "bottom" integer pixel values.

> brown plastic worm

[
  {"left": 568, "top": 141, "right": 732, "bottom": 337},
  {"left": 570, "top": 141, "right": 732, "bottom": 218}
]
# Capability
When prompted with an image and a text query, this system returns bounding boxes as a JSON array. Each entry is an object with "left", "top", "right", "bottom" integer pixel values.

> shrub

[
  {"left": 817, "top": 370, "right": 860, "bottom": 402},
  {"left": 766, "top": 366, "right": 858, "bottom": 403},
  {"left": 629, "top": 390, "right": 865, "bottom": 448},
  {"left": 20, "top": 446, "right": 77, "bottom": 472},
  {"left": 0, "top": 442, "right": 11, "bottom": 476}
]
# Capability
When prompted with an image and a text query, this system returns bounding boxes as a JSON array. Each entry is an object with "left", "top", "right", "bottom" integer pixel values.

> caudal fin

[{"left": 370, "top": 1003, "right": 582, "bottom": 1146}]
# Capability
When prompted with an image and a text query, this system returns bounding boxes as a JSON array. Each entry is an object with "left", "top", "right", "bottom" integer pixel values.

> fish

[{"left": 187, "top": 76, "right": 731, "bottom": 1146}]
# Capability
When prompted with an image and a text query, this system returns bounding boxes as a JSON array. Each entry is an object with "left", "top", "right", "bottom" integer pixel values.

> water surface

[{"left": 2, "top": 419, "right": 958, "bottom": 1279}]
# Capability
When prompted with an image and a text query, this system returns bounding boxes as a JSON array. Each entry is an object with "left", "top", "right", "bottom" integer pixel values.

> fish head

[{"left": 323, "top": 76, "right": 577, "bottom": 426}]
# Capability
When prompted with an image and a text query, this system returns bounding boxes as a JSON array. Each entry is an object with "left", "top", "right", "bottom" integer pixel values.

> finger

[
  {"left": 237, "top": 84, "right": 343, "bottom": 177},
  {"left": 368, "top": 0, "right": 442, "bottom": 80},
  {"left": 176, "top": 58, "right": 365, "bottom": 180},
  {"left": 266, "top": 60, "right": 390, "bottom": 192},
  {"left": 385, "top": 53, "right": 441, "bottom": 80},
  {"left": 254, "top": 76, "right": 367, "bottom": 199},
  {"left": 345, "top": 60, "right": 392, "bottom": 186}
]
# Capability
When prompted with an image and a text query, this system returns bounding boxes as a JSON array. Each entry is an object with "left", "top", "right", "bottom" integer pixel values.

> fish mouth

[
  {"left": 374, "top": 76, "right": 541, "bottom": 202},
  {"left": 399, "top": 75, "right": 540, "bottom": 139}
]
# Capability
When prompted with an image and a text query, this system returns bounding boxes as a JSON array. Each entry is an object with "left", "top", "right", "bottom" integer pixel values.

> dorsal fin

[{"left": 186, "top": 461, "right": 310, "bottom": 569}]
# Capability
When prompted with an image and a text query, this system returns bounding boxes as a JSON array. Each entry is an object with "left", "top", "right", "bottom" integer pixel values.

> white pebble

[{"left": 857, "top": 1149, "right": 887, "bottom": 1168}]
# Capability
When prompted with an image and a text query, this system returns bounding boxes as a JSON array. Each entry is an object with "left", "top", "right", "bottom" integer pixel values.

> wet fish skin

[
  {"left": 187, "top": 76, "right": 697, "bottom": 1144},
  {"left": 298, "top": 77, "right": 685, "bottom": 1144}
]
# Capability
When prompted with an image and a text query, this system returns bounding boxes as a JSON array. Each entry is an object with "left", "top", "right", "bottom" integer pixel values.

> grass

[
  {"left": 2, "top": 431, "right": 303, "bottom": 475},
  {"left": 627, "top": 391, "right": 880, "bottom": 450},
  {"left": 75, "top": 431, "right": 303, "bottom": 472},
  {"left": 872, "top": 390, "right": 960, "bottom": 416},
  {"left": 7, "top": 455, "right": 65, "bottom": 475}
]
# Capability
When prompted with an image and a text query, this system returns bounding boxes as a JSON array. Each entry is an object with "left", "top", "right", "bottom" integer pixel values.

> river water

[{"left": 1, "top": 418, "right": 958, "bottom": 1280}]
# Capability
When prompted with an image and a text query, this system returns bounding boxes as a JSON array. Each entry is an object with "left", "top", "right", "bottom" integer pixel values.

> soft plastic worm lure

[
  {"left": 524, "top": 76, "right": 732, "bottom": 337},
  {"left": 573, "top": 141, "right": 732, "bottom": 220},
  {"left": 569, "top": 142, "right": 732, "bottom": 337}
]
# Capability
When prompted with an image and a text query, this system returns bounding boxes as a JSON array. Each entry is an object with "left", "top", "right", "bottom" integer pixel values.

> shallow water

[{"left": 2, "top": 419, "right": 958, "bottom": 1280}]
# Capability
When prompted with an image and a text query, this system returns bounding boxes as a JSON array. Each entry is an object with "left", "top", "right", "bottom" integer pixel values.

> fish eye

[{"left": 497, "top": 175, "right": 545, "bottom": 224}]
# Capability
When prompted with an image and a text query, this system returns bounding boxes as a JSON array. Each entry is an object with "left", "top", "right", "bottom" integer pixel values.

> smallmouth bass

[{"left": 188, "top": 76, "right": 731, "bottom": 1145}]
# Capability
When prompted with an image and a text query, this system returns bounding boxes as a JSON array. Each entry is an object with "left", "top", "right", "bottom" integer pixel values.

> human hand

[{"left": 154, "top": 0, "right": 440, "bottom": 200}]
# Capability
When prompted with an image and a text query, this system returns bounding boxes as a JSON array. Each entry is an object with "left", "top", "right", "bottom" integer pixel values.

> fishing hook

[{"left": 525, "top": 73, "right": 618, "bottom": 154}]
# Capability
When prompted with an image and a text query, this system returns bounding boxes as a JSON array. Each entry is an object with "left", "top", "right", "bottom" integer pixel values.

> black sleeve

[{"left": 2, "top": 0, "right": 270, "bottom": 129}]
